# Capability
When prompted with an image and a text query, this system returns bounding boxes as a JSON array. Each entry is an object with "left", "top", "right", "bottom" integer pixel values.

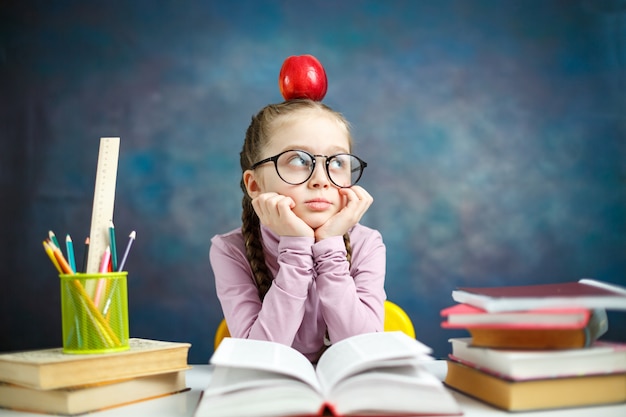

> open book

[{"left": 193, "top": 332, "right": 461, "bottom": 417}]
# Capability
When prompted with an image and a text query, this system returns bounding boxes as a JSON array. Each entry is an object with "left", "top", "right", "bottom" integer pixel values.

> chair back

[
  {"left": 214, "top": 317, "right": 231, "bottom": 351},
  {"left": 383, "top": 300, "right": 416, "bottom": 338}
]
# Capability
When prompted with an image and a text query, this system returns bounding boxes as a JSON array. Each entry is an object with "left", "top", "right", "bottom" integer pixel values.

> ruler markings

[{"left": 85, "top": 137, "right": 120, "bottom": 277}]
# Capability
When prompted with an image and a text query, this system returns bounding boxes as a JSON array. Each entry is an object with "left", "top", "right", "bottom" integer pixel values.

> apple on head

[{"left": 278, "top": 55, "right": 328, "bottom": 101}]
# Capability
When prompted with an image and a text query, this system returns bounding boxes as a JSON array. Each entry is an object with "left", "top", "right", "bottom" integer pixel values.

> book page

[
  {"left": 328, "top": 363, "right": 456, "bottom": 415},
  {"left": 580, "top": 279, "right": 626, "bottom": 296},
  {"left": 205, "top": 366, "right": 315, "bottom": 395},
  {"left": 195, "top": 383, "right": 322, "bottom": 417},
  {"left": 210, "top": 338, "right": 320, "bottom": 390},
  {"left": 315, "top": 332, "right": 432, "bottom": 393}
]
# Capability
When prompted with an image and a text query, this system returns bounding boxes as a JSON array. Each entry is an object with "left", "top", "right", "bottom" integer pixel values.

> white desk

[{"left": 1, "top": 361, "right": 625, "bottom": 416}]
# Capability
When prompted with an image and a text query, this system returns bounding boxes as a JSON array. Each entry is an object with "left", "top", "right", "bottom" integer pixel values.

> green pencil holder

[{"left": 59, "top": 272, "right": 130, "bottom": 354}]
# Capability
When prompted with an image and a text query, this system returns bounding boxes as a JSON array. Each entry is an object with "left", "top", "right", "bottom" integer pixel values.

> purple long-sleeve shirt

[{"left": 210, "top": 223, "right": 386, "bottom": 362}]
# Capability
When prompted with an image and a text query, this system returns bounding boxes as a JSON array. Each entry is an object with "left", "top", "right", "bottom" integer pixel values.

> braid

[
  {"left": 343, "top": 232, "right": 352, "bottom": 266},
  {"left": 241, "top": 195, "right": 273, "bottom": 300},
  {"left": 240, "top": 112, "right": 274, "bottom": 301}
]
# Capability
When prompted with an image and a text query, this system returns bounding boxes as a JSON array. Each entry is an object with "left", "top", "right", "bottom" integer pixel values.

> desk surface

[{"left": 1, "top": 361, "right": 625, "bottom": 417}]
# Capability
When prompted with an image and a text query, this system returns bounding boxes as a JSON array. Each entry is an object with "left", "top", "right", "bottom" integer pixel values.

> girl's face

[{"left": 244, "top": 109, "right": 351, "bottom": 230}]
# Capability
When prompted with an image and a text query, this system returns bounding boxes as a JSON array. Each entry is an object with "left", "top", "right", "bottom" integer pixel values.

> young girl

[{"left": 210, "top": 99, "right": 386, "bottom": 362}]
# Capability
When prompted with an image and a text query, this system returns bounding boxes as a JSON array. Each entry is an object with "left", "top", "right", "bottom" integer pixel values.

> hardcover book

[
  {"left": 451, "top": 279, "right": 626, "bottom": 313},
  {"left": 0, "top": 370, "right": 188, "bottom": 415},
  {"left": 448, "top": 337, "right": 626, "bottom": 380},
  {"left": 0, "top": 338, "right": 190, "bottom": 390},
  {"left": 440, "top": 303, "right": 591, "bottom": 328},
  {"left": 443, "top": 307, "right": 608, "bottom": 349},
  {"left": 445, "top": 360, "right": 626, "bottom": 411},
  {"left": 194, "top": 332, "right": 462, "bottom": 417},
  {"left": 466, "top": 326, "right": 603, "bottom": 349}
]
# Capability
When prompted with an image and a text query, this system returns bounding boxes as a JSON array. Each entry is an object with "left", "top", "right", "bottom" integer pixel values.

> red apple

[{"left": 278, "top": 55, "right": 328, "bottom": 101}]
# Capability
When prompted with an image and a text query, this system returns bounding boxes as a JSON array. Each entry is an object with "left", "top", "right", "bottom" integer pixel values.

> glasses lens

[
  {"left": 276, "top": 150, "right": 314, "bottom": 184},
  {"left": 328, "top": 154, "right": 365, "bottom": 187}
]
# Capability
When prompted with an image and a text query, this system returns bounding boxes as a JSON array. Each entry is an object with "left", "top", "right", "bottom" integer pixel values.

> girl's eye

[
  {"left": 329, "top": 155, "right": 348, "bottom": 170},
  {"left": 286, "top": 152, "right": 312, "bottom": 168}
]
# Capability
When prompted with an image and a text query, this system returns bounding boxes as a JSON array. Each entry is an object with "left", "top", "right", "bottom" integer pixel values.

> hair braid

[
  {"left": 343, "top": 232, "right": 352, "bottom": 265},
  {"left": 240, "top": 111, "right": 274, "bottom": 301},
  {"left": 241, "top": 196, "right": 273, "bottom": 300}
]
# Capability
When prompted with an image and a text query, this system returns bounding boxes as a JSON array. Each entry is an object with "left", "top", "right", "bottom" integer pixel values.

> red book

[
  {"left": 440, "top": 303, "right": 591, "bottom": 329},
  {"left": 452, "top": 279, "right": 626, "bottom": 313}
]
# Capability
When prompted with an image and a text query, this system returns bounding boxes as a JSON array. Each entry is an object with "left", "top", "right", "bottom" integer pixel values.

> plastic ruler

[{"left": 85, "top": 137, "right": 120, "bottom": 274}]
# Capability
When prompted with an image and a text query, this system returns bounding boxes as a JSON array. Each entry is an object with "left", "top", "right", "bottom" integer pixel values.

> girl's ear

[{"left": 243, "top": 170, "right": 262, "bottom": 198}]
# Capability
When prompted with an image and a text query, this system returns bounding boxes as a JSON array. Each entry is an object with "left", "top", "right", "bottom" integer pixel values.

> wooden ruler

[{"left": 86, "top": 137, "right": 120, "bottom": 274}]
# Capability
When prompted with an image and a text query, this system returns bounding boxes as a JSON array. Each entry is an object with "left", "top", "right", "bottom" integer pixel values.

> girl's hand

[
  {"left": 314, "top": 186, "right": 373, "bottom": 241},
  {"left": 252, "top": 192, "right": 315, "bottom": 237}
]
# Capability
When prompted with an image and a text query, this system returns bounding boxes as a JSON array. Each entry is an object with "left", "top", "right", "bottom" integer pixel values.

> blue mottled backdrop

[{"left": 1, "top": 0, "right": 625, "bottom": 363}]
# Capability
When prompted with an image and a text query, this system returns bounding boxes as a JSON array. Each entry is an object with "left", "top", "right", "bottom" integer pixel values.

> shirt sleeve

[
  {"left": 314, "top": 228, "right": 386, "bottom": 343},
  {"left": 210, "top": 233, "right": 316, "bottom": 347}
]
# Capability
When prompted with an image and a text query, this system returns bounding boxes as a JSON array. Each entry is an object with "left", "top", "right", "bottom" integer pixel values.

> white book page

[
  {"left": 315, "top": 332, "right": 432, "bottom": 393},
  {"left": 205, "top": 366, "right": 310, "bottom": 395},
  {"left": 210, "top": 338, "right": 320, "bottom": 391},
  {"left": 329, "top": 364, "right": 459, "bottom": 415},
  {"left": 195, "top": 383, "right": 322, "bottom": 417},
  {"left": 580, "top": 279, "right": 626, "bottom": 296}
]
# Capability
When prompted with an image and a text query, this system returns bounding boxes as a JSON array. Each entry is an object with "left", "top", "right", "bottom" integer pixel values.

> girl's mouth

[{"left": 305, "top": 198, "right": 332, "bottom": 211}]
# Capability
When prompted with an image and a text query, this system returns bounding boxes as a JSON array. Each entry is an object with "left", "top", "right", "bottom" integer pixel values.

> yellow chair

[
  {"left": 383, "top": 300, "right": 416, "bottom": 338},
  {"left": 214, "top": 300, "right": 415, "bottom": 351},
  {"left": 214, "top": 317, "right": 231, "bottom": 351}
]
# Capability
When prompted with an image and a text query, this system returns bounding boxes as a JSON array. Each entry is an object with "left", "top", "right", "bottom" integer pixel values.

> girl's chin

[{"left": 301, "top": 214, "right": 334, "bottom": 230}]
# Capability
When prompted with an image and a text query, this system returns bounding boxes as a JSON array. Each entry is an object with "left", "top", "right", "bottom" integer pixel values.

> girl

[{"left": 210, "top": 99, "right": 386, "bottom": 362}]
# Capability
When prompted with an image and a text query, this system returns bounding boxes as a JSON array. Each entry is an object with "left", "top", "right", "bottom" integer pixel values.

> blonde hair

[{"left": 240, "top": 99, "right": 353, "bottom": 300}]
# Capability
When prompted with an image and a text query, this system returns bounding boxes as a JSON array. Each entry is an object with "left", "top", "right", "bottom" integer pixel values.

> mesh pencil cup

[{"left": 59, "top": 272, "right": 130, "bottom": 354}]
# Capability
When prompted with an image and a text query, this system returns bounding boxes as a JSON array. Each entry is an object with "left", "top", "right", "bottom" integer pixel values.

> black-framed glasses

[{"left": 250, "top": 149, "right": 367, "bottom": 188}]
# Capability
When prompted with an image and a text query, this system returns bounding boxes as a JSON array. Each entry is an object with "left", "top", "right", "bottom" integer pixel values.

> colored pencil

[
  {"left": 65, "top": 234, "right": 76, "bottom": 273},
  {"left": 117, "top": 230, "right": 136, "bottom": 272},
  {"left": 48, "top": 230, "right": 60, "bottom": 250},
  {"left": 81, "top": 237, "right": 90, "bottom": 273},
  {"left": 109, "top": 220, "right": 118, "bottom": 271},
  {"left": 51, "top": 240, "right": 74, "bottom": 274},
  {"left": 99, "top": 245, "right": 111, "bottom": 274},
  {"left": 43, "top": 241, "right": 62, "bottom": 273},
  {"left": 94, "top": 246, "right": 111, "bottom": 308}
]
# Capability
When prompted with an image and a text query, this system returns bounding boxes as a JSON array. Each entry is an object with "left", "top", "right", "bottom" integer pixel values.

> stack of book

[
  {"left": 440, "top": 278, "right": 626, "bottom": 412},
  {"left": 0, "top": 338, "right": 191, "bottom": 415}
]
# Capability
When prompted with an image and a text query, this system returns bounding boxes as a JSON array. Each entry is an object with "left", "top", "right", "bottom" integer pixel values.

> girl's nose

[{"left": 308, "top": 162, "right": 330, "bottom": 188}]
